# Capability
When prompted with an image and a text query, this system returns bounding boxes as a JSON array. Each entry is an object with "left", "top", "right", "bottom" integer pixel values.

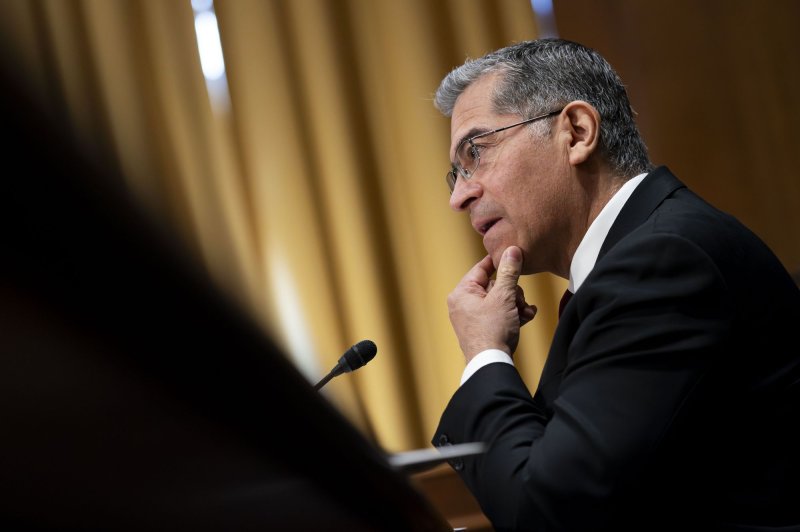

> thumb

[{"left": 494, "top": 246, "right": 523, "bottom": 291}]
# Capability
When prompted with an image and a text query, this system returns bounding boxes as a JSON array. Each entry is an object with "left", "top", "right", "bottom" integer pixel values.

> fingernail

[{"left": 504, "top": 246, "right": 522, "bottom": 262}]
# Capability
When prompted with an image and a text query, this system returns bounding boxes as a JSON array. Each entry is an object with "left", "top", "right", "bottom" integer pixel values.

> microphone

[{"left": 314, "top": 340, "right": 377, "bottom": 391}]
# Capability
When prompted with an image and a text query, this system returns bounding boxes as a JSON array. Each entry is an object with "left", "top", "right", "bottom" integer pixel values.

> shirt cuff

[{"left": 460, "top": 349, "right": 514, "bottom": 386}]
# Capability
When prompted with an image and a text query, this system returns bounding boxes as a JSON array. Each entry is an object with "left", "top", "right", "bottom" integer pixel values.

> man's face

[{"left": 448, "top": 73, "right": 570, "bottom": 275}]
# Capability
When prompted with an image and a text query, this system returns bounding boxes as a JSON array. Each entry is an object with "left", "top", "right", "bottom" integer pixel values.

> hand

[{"left": 448, "top": 246, "right": 538, "bottom": 363}]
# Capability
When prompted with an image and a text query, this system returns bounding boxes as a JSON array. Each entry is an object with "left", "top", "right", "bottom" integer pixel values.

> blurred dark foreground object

[{"left": 0, "top": 58, "right": 449, "bottom": 532}]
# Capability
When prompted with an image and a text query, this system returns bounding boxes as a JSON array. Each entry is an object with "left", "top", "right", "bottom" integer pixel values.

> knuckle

[{"left": 498, "top": 264, "right": 518, "bottom": 277}]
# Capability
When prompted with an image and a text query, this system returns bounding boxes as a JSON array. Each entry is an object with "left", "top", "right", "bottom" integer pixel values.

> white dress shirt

[{"left": 460, "top": 173, "right": 648, "bottom": 385}]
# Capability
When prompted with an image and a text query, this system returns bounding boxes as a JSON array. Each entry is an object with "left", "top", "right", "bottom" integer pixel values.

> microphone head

[{"left": 338, "top": 339, "right": 377, "bottom": 373}]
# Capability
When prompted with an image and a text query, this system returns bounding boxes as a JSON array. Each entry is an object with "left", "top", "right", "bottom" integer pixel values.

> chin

[
  {"left": 485, "top": 241, "right": 509, "bottom": 268},
  {"left": 488, "top": 249, "right": 504, "bottom": 270}
]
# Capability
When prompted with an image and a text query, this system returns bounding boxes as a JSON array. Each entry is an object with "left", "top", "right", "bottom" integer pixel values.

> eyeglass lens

[{"left": 447, "top": 140, "right": 482, "bottom": 192}]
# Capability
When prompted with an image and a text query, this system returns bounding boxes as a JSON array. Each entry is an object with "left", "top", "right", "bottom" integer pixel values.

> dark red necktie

[{"left": 558, "top": 289, "right": 573, "bottom": 318}]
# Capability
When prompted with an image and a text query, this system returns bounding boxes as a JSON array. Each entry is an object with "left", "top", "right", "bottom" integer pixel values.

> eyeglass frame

[{"left": 445, "top": 108, "right": 564, "bottom": 194}]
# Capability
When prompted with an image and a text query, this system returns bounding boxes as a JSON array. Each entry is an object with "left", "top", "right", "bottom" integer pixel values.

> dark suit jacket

[{"left": 433, "top": 167, "right": 800, "bottom": 531}]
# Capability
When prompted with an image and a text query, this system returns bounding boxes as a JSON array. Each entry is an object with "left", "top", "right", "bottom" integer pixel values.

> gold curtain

[{"left": 0, "top": 0, "right": 564, "bottom": 452}]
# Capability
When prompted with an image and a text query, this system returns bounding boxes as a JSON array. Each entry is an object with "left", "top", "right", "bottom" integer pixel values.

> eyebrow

[{"left": 451, "top": 126, "right": 492, "bottom": 160}]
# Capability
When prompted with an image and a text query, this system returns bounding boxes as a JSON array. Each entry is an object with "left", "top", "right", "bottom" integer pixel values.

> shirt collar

[{"left": 568, "top": 172, "right": 648, "bottom": 293}]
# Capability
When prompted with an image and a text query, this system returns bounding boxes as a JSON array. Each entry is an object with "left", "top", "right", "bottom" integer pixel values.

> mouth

[{"left": 475, "top": 218, "right": 500, "bottom": 236}]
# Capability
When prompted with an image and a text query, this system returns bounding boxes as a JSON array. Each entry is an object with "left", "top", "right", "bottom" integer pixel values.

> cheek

[
  {"left": 505, "top": 168, "right": 545, "bottom": 229},
  {"left": 507, "top": 168, "right": 564, "bottom": 249}
]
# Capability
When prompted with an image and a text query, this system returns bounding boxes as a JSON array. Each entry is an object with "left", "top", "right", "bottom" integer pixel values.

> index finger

[{"left": 458, "top": 254, "right": 496, "bottom": 289}]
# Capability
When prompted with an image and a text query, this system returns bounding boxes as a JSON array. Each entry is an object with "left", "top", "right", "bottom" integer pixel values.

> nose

[{"left": 449, "top": 175, "right": 482, "bottom": 211}]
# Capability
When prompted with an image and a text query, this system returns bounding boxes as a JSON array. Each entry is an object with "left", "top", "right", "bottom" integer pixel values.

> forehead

[{"left": 450, "top": 72, "right": 505, "bottom": 150}]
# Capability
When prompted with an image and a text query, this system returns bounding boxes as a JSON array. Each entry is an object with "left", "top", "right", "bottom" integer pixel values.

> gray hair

[{"left": 435, "top": 38, "right": 653, "bottom": 177}]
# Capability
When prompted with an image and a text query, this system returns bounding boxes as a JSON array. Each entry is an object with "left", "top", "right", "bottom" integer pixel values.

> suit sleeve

[{"left": 432, "top": 232, "right": 733, "bottom": 531}]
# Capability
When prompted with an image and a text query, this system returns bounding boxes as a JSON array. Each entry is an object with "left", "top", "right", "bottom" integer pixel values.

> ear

[{"left": 561, "top": 101, "right": 600, "bottom": 166}]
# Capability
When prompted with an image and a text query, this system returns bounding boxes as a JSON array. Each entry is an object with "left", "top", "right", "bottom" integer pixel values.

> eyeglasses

[{"left": 445, "top": 108, "right": 563, "bottom": 194}]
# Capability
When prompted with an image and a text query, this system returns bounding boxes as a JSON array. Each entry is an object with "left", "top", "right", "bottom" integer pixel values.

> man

[{"left": 433, "top": 38, "right": 800, "bottom": 531}]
